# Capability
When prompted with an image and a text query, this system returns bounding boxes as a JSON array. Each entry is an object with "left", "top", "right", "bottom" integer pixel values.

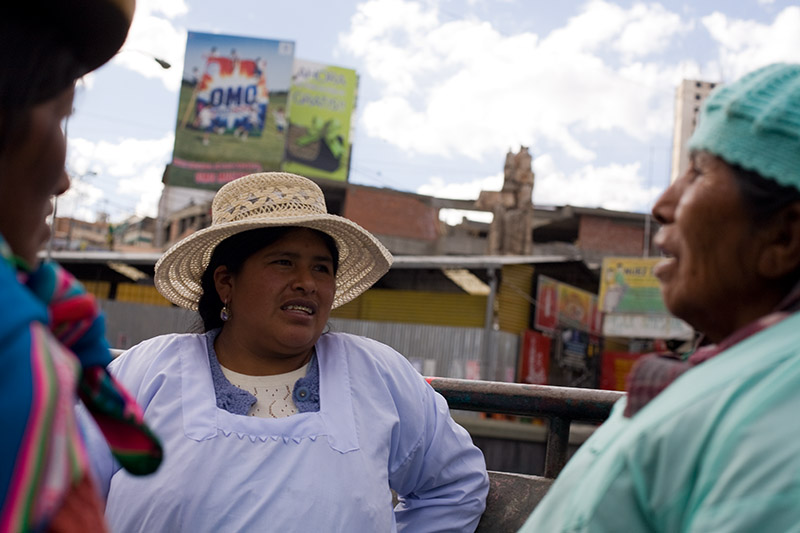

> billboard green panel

[{"left": 281, "top": 60, "right": 358, "bottom": 182}]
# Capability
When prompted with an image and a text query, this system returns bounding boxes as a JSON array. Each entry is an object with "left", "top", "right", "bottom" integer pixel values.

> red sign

[
  {"left": 535, "top": 277, "right": 558, "bottom": 332},
  {"left": 599, "top": 351, "right": 642, "bottom": 391},
  {"left": 590, "top": 300, "right": 603, "bottom": 336},
  {"left": 519, "top": 330, "right": 551, "bottom": 385}
]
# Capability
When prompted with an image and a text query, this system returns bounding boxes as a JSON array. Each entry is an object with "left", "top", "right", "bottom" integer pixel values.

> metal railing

[
  {"left": 110, "top": 349, "right": 623, "bottom": 477},
  {"left": 427, "top": 378, "right": 624, "bottom": 478}
]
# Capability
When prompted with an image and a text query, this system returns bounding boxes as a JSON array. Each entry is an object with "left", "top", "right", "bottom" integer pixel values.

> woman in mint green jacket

[{"left": 520, "top": 62, "right": 800, "bottom": 532}]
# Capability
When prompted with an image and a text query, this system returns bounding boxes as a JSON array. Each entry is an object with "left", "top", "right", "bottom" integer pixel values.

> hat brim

[
  {"left": 154, "top": 213, "right": 393, "bottom": 311},
  {"left": 11, "top": 0, "right": 135, "bottom": 76},
  {"left": 65, "top": 0, "right": 135, "bottom": 74}
]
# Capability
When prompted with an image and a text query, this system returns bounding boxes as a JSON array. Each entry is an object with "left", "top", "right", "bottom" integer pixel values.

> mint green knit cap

[{"left": 689, "top": 63, "right": 800, "bottom": 191}]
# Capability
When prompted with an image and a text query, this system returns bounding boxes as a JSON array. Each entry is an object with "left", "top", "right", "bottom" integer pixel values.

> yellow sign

[
  {"left": 599, "top": 257, "right": 693, "bottom": 339},
  {"left": 598, "top": 257, "right": 665, "bottom": 314},
  {"left": 557, "top": 283, "right": 594, "bottom": 331}
]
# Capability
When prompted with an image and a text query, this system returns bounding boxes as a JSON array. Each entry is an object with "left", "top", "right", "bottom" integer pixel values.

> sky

[{"left": 61, "top": 0, "right": 800, "bottom": 226}]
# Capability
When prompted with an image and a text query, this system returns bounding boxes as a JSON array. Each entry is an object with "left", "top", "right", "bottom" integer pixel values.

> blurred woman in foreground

[
  {"left": 0, "top": 1, "right": 162, "bottom": 531},
  {"left": 520, "top": 63, "right": 800, "bottom": 531}
]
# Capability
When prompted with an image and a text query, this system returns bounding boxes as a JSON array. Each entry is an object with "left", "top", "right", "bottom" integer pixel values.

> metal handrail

[
  {"left": 109, "top": 348, "right": 623, "bottom": 478},
  {"left": 427, "top": 378, "right": 624, "bottom": 477}
]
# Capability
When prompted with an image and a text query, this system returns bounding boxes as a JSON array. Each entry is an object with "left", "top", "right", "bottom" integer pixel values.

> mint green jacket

[{"left": 520, "top": 312, "right": 800, "bottom": 532}]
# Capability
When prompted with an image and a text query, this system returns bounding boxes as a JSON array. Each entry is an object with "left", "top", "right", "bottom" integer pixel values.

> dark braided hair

[
  {"left": 729, "top": 163, "right": 800, "bottom": 226},
  {"left": 728, "top": 162, "right": 800, "bottom": 289}
]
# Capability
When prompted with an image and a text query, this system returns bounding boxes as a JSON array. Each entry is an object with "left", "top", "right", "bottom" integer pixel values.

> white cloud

[
  {"left": 417, "top": 173, "right": 501, "bottom": 225},
  {"left": 56, "top": 179, "right": 105, "bottom": 222},
  {"left": 543, "top": 0, "right": 627, "bottom": 54},
  {"left": 340, "top": 0, "right": 441, "bottom": 96},
  {"left": 66, "top": 134, "right": 174, "bottom": 221},
  {"left": 415, "top": 151, "right": 661, "bottom": 225},
  {"left": 702, "top": 6, "right": 800, "bottom": 80},
  {"left": 340, "top": 0, "right": 688, "bottom": 162},
  {"left": 438, "top": 208, "right": 494, "bottom": 226},
  {"left": 416, "top": 152, "right": 662, "bottom": 220},
  {"left": 613, "top": 3, "right": 686, "bottom": 59},
  {"left": 111, "top": 0, "right": 188, "bottom": 90},
  {"left": 533, "top": 154, "right": 661, "bottom": 212},
  {"left": 76, "top": 74, "right": 96, "bottom": 92},
  {"left": 417, "top": 173, "right": 503, "bottom": 199},
  {"left": 138, "top": 0, "right": 189, "bottom": 19}
]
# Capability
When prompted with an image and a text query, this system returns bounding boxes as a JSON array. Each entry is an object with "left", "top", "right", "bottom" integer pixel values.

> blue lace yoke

[{"left": 204, "top": 329, "right": 320, "bottom": 415}]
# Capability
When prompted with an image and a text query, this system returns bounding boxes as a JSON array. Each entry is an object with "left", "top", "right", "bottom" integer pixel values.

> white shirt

[{"left": 219, "top": 363, "right": 308, "bottom": 418}]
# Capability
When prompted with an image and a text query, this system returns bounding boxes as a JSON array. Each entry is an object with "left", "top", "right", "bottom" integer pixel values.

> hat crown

[
  {"left": 155, "top": 171, "right": 393, "bottom": 312},
  {"left": 689, "top": 62, "right": 800, "bottom": 192},
  {"left": 212, "top": 173, "right": 328, "bottom": 225},
  {"left": 704, "top": 63, "right": 800, "bottom": 140}
]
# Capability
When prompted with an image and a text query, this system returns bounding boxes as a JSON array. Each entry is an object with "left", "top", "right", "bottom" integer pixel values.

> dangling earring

[{"left": 220, "top": 301, "right": 231, "bottom": 322}]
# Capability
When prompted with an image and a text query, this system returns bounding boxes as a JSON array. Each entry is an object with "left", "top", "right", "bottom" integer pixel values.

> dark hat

[
  {"left": 0, "top": 0, "right": 135, "bottom": 110},
  {"left": 6, "top": 0, "right": 136, "bottom": 75}
]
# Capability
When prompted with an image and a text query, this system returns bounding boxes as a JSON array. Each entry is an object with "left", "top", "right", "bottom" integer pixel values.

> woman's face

[
  {"left": 0, "top": 86, "right": 73, "bottom": 266},
  {"left": 652, "top": 151, "right": 774, "bottom": 342},
  {"left": 221, "top": 227, "right": 336, "bottom": 363}
]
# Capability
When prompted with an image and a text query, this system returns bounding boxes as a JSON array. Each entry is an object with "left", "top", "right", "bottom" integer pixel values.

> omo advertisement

[
  {"left": 167, "top": 31, "right": 295, "bottom": 189},
  {"left": 281, "top": 59, "right": 358, "bottom": 182},
  {"left": 599, "top": 257, "right": 693, "bottom": 339}
]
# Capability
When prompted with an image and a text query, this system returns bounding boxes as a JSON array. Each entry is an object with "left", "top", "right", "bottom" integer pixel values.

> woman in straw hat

[
  {"left": 0, "top": 1, "right": 162, "bottom": 531},
  {"left": 520, "top": 63, "right": 800, "bottom": 532},
  {"left": 80, "top": 171, "right": 489, "bottom": 531}
]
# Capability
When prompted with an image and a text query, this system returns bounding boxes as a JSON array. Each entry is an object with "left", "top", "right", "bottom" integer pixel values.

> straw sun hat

[{"left": 155, "top": 172, "right": 394, "bottom": 311}]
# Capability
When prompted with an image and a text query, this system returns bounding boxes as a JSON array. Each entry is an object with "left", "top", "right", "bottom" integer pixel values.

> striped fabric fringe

[
  {"left": 26, "top": 262, "right": 163, "bottom": 471},
  {"left": 1, "top": 237, "right": 162, "bottom": 530}
]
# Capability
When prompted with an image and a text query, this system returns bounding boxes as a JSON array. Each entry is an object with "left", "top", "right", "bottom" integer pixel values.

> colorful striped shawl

[{"left": 0, "top": 236, "right": 162, "bottom": 531}]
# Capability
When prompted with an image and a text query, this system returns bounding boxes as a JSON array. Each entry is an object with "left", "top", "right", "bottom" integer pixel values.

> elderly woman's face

[
  {"left": 223, "top": 227, "right": 336, "bottom": 362},
  {"left": 652, "top": 152, "right": 770, "bottom": 342},
  {"left": 0, "top": 86, "right": 73, "bottom": 266}
]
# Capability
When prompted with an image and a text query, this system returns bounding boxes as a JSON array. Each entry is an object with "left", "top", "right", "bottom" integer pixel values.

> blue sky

[{"left": 62, "top": 0, "right": 800, "bottom": 225}]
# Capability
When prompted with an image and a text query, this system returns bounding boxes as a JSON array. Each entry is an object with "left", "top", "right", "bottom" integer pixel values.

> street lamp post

[
  {"left": 47, "top": 169, "right": 97, "bottom": 258},
  {"left": 123, "top": 49, "right": 172, "bottom": 69}
]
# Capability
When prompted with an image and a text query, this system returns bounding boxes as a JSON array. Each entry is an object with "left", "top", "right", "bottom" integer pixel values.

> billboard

[
  {"left": 600, "top": 351, "right": 643, "bottom": 391},
  {"left": 167, "top": 31, "right": 295, "bottom": 189},
  {"left": 599, "top": 257, "right": 693, "bottom": 339},
  {"left": 281, "top": 60, "right": 358, "bottom": 182},
  {"left": 557, "top": 283, "right": 596, "bottom": 332},
  {"left": 534, "top": 275, "right": 601, "bottom": 335},
  {"left": 534, "top": 276, "right": 558, "bottom": 331},
  {"left": 518, "top": 330, "right": 551, "bottom": 385}
]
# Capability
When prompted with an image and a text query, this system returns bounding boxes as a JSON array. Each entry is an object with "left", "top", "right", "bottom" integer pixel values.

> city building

[
  {"left": 53, "top": 149, "right": 665, "bottom": 393},
  {"left": 51, "top": 216, "right": 110, "bottom": 251},
  {"left": 113, "top": 215, "right": 157, "bottom": 250},
  {"left": 670, "top": 79, "right": 718, "bottom": 183}
]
